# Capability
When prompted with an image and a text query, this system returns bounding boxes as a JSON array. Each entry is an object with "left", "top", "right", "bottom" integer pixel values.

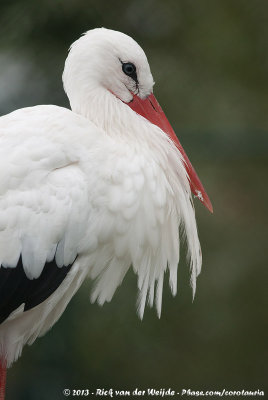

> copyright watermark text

[{"left": 63, "top": 387, "right": 265, "bottom": 397}]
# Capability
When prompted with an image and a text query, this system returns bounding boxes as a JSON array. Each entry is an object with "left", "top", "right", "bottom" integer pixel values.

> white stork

[{"left": 0, "top": 28, "right": 212, "bottom": 398}]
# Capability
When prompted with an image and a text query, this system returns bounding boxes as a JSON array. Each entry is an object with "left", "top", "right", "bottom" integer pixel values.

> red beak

[{"left": 127, "top": 93, "right": 213, "bottom": 213}]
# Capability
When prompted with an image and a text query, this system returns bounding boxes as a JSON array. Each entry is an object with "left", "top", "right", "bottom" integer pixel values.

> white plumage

[{"left": 0, "top": 28, "right": 208, "bottom": 368}]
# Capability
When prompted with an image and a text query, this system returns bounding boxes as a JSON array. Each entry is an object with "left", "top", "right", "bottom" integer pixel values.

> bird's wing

[{"left": 0, "top": 105, "right": 93, "bottom": 322}]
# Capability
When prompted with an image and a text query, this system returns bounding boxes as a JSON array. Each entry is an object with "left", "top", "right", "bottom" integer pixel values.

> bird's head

[
  {"left": 63, "top": 28, "right": 212, "bottom": 213},
  {"left": 63, "top": 27, "right": 154, "bottom": 104}
]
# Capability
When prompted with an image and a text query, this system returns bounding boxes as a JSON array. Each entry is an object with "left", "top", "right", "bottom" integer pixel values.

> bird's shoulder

[
  {"left": 0, "top": 104, "right": 102, "bottom": 142},
  {"left": 0, "top": 105, "right": 105, "bottom": 190}
]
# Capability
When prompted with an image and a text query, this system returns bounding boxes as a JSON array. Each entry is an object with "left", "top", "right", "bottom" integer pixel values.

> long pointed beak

[{"left": 127, "top": 93, "right": 213, "bottom": 213}]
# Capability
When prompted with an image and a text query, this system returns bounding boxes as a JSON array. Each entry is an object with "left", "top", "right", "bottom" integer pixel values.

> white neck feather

[{"left": 70, "top": 87, "right": 151, "bottom": 143}]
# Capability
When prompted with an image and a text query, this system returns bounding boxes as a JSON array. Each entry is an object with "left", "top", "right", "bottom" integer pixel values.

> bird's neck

[{"left": 70, "top": 87, "right": 144, "bottom": 141}]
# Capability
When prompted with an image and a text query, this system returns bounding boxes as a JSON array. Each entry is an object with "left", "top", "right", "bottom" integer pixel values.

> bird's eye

[{"left": 122, "top": 62, "right": 136, "bottom": 76}]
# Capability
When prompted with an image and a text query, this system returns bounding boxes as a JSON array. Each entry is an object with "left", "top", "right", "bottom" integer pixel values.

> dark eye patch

[
  {"left": 121, "top": 62, "right": 138, "bottom": 84},
  {"left": 122, "top": 62, "right": 135, "bottom": 75}
]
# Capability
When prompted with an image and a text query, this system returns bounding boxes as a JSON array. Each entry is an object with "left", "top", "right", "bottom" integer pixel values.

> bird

[{"left": 0, "top": 28, "right": 212, "bottom": 398}]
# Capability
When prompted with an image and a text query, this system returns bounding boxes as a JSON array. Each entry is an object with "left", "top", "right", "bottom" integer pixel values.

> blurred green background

[{"left": 0, "top": 0, "right": 267, "bottom": 399}]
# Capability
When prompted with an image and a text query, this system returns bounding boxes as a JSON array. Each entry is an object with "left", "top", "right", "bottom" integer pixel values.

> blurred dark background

[{"left": 0, "top": 0, "right": 267, "bottom": 399}]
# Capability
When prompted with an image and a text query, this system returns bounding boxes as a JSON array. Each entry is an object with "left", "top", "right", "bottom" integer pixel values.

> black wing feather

[{"left": 0, "top": 256, "right": 74, "bottom": 324}]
